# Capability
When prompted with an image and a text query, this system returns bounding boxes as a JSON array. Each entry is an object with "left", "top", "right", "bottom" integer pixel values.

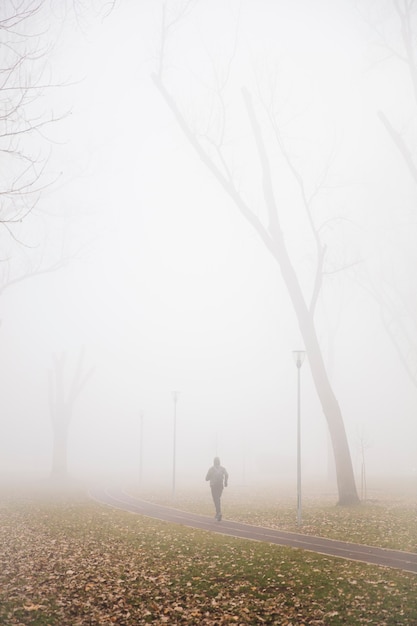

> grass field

[
  {"left": 138, "top": 483, "right": 417, "bottom": 552},
  {"left": 1, "top": 483, "right": 417, "bottom": 625}
]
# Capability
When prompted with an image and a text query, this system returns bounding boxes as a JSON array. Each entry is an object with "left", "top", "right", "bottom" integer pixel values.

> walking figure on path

[{"left": 206, "top": 456, "right": 228, "bottom": 521}]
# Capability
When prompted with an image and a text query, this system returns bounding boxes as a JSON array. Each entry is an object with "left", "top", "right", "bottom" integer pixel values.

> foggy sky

[{"left": 1, "top": 0, "right": 416, "bottom": 492}]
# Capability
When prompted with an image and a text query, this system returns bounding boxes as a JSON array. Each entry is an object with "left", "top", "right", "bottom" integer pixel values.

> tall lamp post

[
  {"left": 139, "top": 410, "right": 144, "bottom": 489},
  {"left": 292, "top": 350, "right": 306, "bottom": 526},
  {"left": 171, "top": 391, "right": 180, "bottom": 498}
]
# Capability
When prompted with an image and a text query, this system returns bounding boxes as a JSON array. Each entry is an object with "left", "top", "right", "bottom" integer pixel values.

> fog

[{"left": 1, "top": 0, "right": 416, "bottom": 495}]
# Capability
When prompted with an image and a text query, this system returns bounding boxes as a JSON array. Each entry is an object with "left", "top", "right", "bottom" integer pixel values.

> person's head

[{"left": 213, "top": 456, "right": 220, "bottom": 467}]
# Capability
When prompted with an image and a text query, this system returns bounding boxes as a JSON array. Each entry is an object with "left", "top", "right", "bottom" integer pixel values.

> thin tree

[{"left": 152, "top": 2, "right": 359, "bottom": 504}]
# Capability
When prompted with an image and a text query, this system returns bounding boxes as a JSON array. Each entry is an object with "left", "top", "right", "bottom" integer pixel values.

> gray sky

[{"left": 1, "top": 0, "right": 416, "bottom": 491}]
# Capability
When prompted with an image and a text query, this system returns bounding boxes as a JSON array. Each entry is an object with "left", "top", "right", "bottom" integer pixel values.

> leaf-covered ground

[
  {"left": 140, "top": 484, "right": 417, "bottom": 552},
  {"left": 1, "top": 488, "right": 417, "bottom": 625}
]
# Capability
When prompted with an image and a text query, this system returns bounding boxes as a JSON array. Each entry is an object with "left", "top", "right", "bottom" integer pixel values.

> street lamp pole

[
  {"left": 171, "top": 391, "right": 179, "bottom": 498},
  {"left": 139, "top": 410, "right": 144, "bottom": 489},
  {"left": 292, "top": 350, "right": 306, "bottom": 527}
]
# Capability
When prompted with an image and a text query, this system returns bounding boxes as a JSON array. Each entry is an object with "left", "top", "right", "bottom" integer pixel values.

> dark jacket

[{"left": 206, "top": 464, "right": 228, "bottom": 488}]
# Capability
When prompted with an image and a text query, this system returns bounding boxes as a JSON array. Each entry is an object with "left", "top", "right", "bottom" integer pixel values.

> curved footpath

[{"left": 90, "top": 487, "right": 417, "bottom": 575}]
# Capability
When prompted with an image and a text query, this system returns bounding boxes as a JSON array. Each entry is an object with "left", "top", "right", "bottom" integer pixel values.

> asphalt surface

[{"left": 90, "top": 487, "right": 417, "bottom": 575}]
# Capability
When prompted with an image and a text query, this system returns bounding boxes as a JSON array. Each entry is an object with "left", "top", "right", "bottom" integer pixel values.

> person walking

[{"left": 205, "top": 456, "right": 228, "bottom": 521}]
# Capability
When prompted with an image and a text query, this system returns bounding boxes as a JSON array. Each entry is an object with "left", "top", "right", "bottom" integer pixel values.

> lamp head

[{"left": 292, "top": 350, "right": 306, "bottom": 368}]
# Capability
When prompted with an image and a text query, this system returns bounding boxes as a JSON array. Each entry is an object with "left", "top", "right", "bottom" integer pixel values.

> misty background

[{"left": 1, "top": 0, "right": 416, "bottom": 493}]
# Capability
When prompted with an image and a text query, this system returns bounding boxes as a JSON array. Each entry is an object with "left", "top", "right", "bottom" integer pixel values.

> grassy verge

[
  {"left": 1, "top": 490, "right": 417, "bottom": 625},
  {"left": 138, "top": 485, "right": 417, "bottom": 552}
]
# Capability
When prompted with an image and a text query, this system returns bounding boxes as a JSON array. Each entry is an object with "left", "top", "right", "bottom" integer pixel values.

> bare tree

[
  {"left": 358, "top": 0, "right": 417, "bottom": 388},
  {"left": 0, "top": 1, "right": 114, "bottom": 299},
  {"left": 0, "top": 1, "right": 72, "bottom": 301},
  {"left": 49, "top": 348, "right": 94, "bottom": 478},
  {"left": 152, "top": 2, "right": 359, "bottom": 504},
  {"left": 0, "top": 2, "right": 60, "bottom": 235},
  {"left": 370, "top": 0, "right": 417, "bottom": 176}
]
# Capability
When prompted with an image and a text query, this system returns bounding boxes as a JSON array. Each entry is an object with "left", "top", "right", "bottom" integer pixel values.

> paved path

[{"left": 90, "top": 487, "right": 417, "bottom": 575}]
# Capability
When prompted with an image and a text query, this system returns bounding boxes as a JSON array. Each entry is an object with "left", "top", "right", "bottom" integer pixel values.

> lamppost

[
  {"left": 139, "top": 410, "right": 144, "bottom": 489},
  {"left": 171, "top": 391, "right": 180, "bottom": 498},
  {"left": 292, "top": 350, "right": 306, "bottom": 526}
]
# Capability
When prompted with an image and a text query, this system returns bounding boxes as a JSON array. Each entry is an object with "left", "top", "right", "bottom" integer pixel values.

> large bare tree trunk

[
  {"left": 152, "top": 72, "right": 359, "bottom": 504},
  {"left": 296, "top": 301, "right": 359, "bottom": 505},
  {"left": 263, "top": 184, "right": 358, "bottom": 504}
]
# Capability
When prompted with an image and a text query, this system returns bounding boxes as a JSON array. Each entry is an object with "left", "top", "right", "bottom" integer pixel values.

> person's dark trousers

[{"left": 211, "top": 485, "right": 223, "bottom": 518}]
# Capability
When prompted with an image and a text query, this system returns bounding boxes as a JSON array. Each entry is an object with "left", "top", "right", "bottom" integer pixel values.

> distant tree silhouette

[
  {"left": 49, "top": 349, "right": 94, "bottom": 478},
  {"left": 359, "top": 0, "right": 417, "bottom": 389}
]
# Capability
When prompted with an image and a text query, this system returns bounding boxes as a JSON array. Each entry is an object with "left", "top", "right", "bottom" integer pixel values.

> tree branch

[
  {"left": 378, "top": 109, "right": 417, "bottom": 182},
  {"left": 152, "top": 73, "right": 276, "bottom": 256},
  {"left": 241, "top": 87, "right": 281, "bottom": 243}
]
